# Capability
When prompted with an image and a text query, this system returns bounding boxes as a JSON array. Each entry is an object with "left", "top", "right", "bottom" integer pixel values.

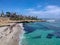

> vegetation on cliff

[{"left": 0, "top": 11, "right": 40, "bottom": 20}]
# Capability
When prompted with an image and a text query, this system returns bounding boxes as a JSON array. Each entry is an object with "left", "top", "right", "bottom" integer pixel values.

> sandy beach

[{"left": 0, "top": 23, "right": 24, "bottom": 45}]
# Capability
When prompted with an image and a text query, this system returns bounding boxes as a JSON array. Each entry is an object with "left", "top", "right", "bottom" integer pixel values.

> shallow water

[{"left": 21, "top": 22, "right": 60, "bottom": 45}]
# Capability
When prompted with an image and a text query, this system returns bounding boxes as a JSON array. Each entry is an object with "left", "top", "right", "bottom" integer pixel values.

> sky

[{"left": 0, "top": 0, "right": 60, "bottom": 18}]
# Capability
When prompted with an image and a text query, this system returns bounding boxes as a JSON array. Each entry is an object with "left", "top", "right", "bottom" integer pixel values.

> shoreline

[
  {"left": 0, "top": 17, "right": 45, "bottom": 27},
  {"left": 0, "top": 23, "right": 25, "bottom": 45}
]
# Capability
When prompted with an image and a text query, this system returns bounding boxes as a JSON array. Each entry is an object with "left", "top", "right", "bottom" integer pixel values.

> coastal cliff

[{"left": 0, "top": 23, "right": 25, "bottom": 45}]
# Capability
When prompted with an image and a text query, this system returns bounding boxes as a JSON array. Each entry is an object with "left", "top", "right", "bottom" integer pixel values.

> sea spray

[{"left": 19, "top": 23, "right": 25, "bottom": 45}]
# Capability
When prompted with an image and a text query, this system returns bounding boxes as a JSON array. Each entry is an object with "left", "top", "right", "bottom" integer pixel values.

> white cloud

[{"left": 25, "top": 5, "right": 60, "bottom": 18}]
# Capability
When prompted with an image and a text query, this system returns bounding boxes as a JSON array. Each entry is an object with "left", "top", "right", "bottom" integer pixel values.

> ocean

[{"left": 20, "top": 21, "right": 60, "bottom": 45}]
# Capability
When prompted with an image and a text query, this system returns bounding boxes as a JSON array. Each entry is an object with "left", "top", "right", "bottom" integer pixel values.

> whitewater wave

[{"left": 19, "top": 23, "right": 25, "bottom": 45}]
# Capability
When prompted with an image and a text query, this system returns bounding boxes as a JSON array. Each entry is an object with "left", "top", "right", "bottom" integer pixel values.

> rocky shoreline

[{"left": 0, "top": 23, "right": 25, "bottom": 45}]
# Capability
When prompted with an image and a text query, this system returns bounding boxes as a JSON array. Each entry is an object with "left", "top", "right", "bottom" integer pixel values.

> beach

[{"left": 0, "top": 23, "right": 24, "bottom": 45}]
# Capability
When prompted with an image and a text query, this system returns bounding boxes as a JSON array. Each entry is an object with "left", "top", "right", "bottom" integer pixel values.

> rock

[
  {"left": 56, "top": 36, "right": 60, "bottom": 38},
  {"left": 0, "top": 23, "right": 24, "bottom": 45},
  {"left": 46, "top": 34, "right": 54, "bottom": 39}
]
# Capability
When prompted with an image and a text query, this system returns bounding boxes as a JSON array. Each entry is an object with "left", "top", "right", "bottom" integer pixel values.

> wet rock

[
  {"left": 0, "top": 36, "right": 2, "bottom": 39},
  {"left": 33, "top": 35, "right": 41, "bottom": 39},
  {"left": 56, "top": 36, "right": 60, "bottom": 38},
  {"left": 46, "top": 34, "right": 54, "bottom": 39}
]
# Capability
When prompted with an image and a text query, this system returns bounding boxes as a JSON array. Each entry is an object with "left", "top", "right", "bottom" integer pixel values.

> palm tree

[{"left": 6, "top": 12, "right": 11, "bottom": 17}]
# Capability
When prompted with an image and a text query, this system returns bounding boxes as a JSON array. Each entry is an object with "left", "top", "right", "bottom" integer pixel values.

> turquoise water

[{"left": 22, "top": 22, "right": 60, "bottom": 45}]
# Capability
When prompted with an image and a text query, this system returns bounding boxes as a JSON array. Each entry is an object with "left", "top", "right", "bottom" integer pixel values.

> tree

[{"left": 6, "top": 12, "right": 11, "bottom": 17}]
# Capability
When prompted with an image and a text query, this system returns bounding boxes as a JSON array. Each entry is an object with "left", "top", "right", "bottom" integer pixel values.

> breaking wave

[{"left": 19, "top": 23, "right": 25, "bottom": 45}]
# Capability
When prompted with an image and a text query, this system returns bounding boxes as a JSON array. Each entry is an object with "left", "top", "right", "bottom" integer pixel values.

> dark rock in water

[
  {"left": 26, "top": 35, "right": 41, "bottom": 39},
  {"left": 32, "top": 35, "right": 41, "bottom": 39},
  {"left": 23, "top": 24, "right": 36, "bottom": 34},
  {"left": 46, "top": 34, "right": 54, "bottom": 39},
  {"left": 54, "top": 32, "right": 60, "bottom": 36},
  {"left": 56, "top": 36, "right": 60, "bottom": 38},
  {"left": 54, "top": 32, "right": 60, "bottom": 38}
]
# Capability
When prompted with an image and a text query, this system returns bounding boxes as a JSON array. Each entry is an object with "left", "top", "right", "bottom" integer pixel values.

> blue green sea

[{"left": 21, "top": 21, "right": 60, "bottom": 45}]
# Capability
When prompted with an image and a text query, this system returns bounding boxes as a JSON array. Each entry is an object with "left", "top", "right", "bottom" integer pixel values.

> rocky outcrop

[
  {"left": 46, "top": 34, "right": 54, "bottom": 39},
  {"left": 0, "top": 23, "right": 24, "bottom": 45}
]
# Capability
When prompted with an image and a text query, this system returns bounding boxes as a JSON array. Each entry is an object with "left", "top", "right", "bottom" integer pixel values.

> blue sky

[{"left": 0, "top": 0, "right": 60, "bottom": 18}]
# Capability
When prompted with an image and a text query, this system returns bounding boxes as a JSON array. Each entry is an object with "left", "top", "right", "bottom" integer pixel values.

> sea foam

[{"left": 19, "top": 23, "right": 25, "bottom": 45}]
